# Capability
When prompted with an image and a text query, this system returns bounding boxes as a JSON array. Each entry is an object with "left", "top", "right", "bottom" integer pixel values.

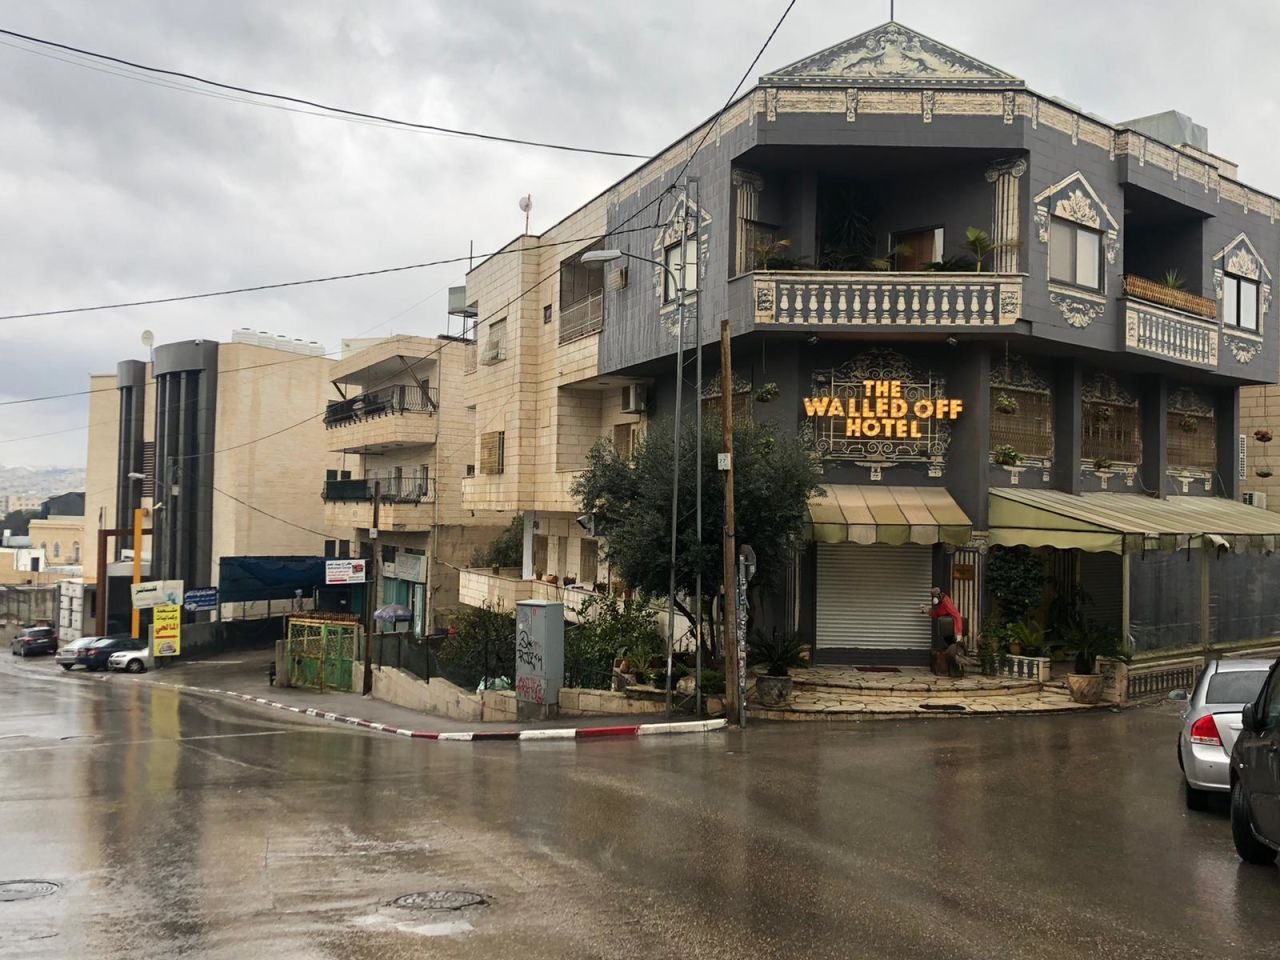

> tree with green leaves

[
  {"left": 470, "top": 513, "right": 523, "bottom": 569},
  {"left": 571, "top": 414, "right": 823, "bottom": 658}
]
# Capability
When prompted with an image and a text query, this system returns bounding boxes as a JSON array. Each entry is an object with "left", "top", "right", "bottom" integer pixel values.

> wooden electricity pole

[
  {"left": 719, "top": 319, "right": 740, "bottom": 725},
  {"left": 362, "top": 480, "right": 381, "bottom": 696}
]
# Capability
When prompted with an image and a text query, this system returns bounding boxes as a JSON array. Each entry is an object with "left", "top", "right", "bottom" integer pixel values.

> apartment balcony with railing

[
  {"left": 1121, "top": 274, "right": 1220, "bottom": 368},
  {"left": 322, "top": 472, "right": 436, "bottom": 531},
  {"left": 323, "top": 384, "right": 439, "bottom": 453},
  {"left": 559, "top": 290, "right": 604, "bottom": 344}
]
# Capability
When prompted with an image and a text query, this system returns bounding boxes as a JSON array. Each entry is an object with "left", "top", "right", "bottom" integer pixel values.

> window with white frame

[
  {"left": 1222, "top": 272, "right": 1260, "bottom": 331},
  {"left": 1049, "top": 217, "right": 1103, "bottom": 290},
  {"left": 663, "top": 237, "right": 698, "bottom": 302}
]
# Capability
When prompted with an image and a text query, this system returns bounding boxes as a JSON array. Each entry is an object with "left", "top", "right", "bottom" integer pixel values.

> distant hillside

[{"left": 0, "top": 465, "right": 87, "bottom": 500}]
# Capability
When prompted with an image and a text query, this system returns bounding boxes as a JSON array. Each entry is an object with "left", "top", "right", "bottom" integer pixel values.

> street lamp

[{"left": 581, "top": 246, "right": 689, "bottom": 715}]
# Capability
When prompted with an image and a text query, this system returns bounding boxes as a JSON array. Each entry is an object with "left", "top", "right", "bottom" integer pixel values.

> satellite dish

[
  {"left": 141, "top": 329, "right": 155, "bottom": 348},
  {"left": 518, "top": 195, "right": 533, "bottom": 214}
]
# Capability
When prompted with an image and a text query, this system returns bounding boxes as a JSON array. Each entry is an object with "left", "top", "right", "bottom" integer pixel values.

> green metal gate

[{"left": 287, "top": 617, "right": 357, "bottom": 692}]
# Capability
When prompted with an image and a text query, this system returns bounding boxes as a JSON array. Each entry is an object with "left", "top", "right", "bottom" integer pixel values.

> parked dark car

[
  {"left": 10, "top": 626, "right": 58, "bottom": 657},
  {"left": 77, "top": 636, "right": 145, "bottom": 671},
  {"left": 1230, "top": 657, "right": 1280, "bottom": 865}
]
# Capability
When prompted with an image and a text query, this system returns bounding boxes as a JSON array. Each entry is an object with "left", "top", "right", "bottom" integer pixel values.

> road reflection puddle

[{"left": 351, "top": 912, "right": 474, "bottom": 937}]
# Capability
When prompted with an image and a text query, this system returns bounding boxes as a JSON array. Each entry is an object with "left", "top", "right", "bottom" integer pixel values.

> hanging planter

[
  {"left": 994, "top": 392, "right": 1019, "bottom": 415},
  {"left": 1257, "top": 468, "right": 1274, "bottom": 479},
  {"left": 755, "top": 382, "right": 780, "bottom": 403},
  {"left": 1093, "top": 405, "right": 1113, "bottom": 424},
  {"left": 1093, "top": 456, "right": 1114, "bottom": 472},
  {"left": 1255, "top": 428, "right": 1273, "bottom": 444},
  {"left": 1179, "top": 414, "right": 1199, "bottom": 434},
  {"left": 993, "top": 444, "right": 1021, "bottom": 467}
]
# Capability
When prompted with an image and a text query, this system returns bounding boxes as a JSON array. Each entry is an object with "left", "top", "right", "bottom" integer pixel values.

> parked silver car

[
  {"left": 54, "top": 636, "right": 106, "bottom": 671},
  {"left": 1175, "top": 658, "right": 1273, "bottom": 810}
]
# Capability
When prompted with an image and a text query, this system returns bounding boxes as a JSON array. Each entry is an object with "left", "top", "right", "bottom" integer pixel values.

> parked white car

[{"left": 108, "top": 647, "right": 152, "bottom": 674}]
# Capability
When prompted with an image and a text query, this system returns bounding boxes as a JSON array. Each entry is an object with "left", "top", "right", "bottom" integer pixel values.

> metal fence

[
  {"left": 324, "top": 384, "right": 439, "bottom": 427},
  {"left": 367, "top": 632, "right": 438, "bottom": 682},
  {"left": 322, "top": 474, "right": 436, "bottom": 503},
  {"left": 558, "top": 291, "right": 604, "bottom": 344}
]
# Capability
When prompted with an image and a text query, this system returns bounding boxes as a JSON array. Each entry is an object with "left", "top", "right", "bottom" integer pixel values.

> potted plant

[
  {"left": 1005, "top": 620, "right": 1045, "bottom": 657},
  {"left": 1161, "top": 268, "right": 1187, "bottom": 290},
  {"left": 1093, "top": 456, "right": 1113, "bottom": 472},
  {"left": 1179, "top": 414, "right": 1198, "bottom": 434},
  {"left": 1093, "top": 405, "right": 1113, "bottom": 424},
  {"left": 755, "top": 382, "right": 780, "bottom": 403},
  {"left": 747, "top": 630, "right": 807, "bottom": 705},
  {"left": 1064, "top": 620, "right": 1125, "bottom": 704},
  {"left": 1255, "top": 428, "right": 1273, "bottom": 444},
  {"left": 994, "top": 392, "right": 1019, "bottom": 415},
  {"left": 993, "top": 444, "right": 1021, "bottom": 467}
]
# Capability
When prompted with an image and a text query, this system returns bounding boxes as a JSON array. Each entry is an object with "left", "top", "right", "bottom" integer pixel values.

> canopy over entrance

[
  {"left": 988, "top": 489, "right": 1280, "bottom": 555},
  {"left": 808, "top": 485, "right": 972, "bottom": 547}
]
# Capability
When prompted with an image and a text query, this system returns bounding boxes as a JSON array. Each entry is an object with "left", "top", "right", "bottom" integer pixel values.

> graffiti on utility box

[{"left": 514, "top": 600, "right": 563, "bottom": 710}]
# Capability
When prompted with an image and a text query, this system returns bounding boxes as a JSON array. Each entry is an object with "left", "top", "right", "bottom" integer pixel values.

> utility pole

[
  {"left": 130, "top": 507, "right": 146, "bottom": 640},
  {"left": 689, "top": 176, "right": 703, "bottom": 718},
  {"left": 719, "top": 318, "right": 740, "bottom": 724},
  {"left": 664, "top": 180, "right": 688, "bottom": 718},
  {"left": 363, "top": 480, "right": 381, "bottom": 696}
]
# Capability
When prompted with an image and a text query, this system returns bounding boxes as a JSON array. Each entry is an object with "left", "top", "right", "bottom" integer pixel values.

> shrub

[
  {"left": 986, "top": 546, "right": 1045, "bottom": 623},
  {"left": 470, "top": 514, "right": 523, "bottom": 569},
  {"left": 437, "top": 603, "right": 516, "bottom": 689},
  {"left": 565, "top": 595, "right": 663, "bottom": 690}
]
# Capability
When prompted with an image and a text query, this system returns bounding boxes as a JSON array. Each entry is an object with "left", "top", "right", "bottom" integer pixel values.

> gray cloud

[{"left": 2, "top": 0, "right": 1277, "bottom": 466}]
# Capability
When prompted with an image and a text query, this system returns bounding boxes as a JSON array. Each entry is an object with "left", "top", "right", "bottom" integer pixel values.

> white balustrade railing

[
  {"left": 751, "top": 271, "right": 1023, "bottom": 327},
  {"left": 1123, "top": 301, "right": 1218, "bottom": 367}
]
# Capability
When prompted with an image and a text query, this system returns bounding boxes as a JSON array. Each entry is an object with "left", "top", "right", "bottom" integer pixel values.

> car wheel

[
  {"left": 1231, "top": 779, "right": 1278, "bottom": 865},
  {"left": 60, "top": 664, "right": 73, "bottom": 671},
  {"left": 126, "top": 659, "right": 145, "bottom": 674},
  {"left": 1184, "top": 780, "right": 1210, "bottom": 811}
]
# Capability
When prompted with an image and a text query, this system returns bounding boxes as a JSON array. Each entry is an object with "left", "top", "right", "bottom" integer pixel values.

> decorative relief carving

[
  {"left": 1082, "top": 372, "right": 1137, "bottom": 407},
  {"left": 845, "top": 88, "right": 859, "bottom": 122},
  {"left": 1227, "top": 247, "right": 1260, "bottom": 280},
  {"left": 1168, "top": 387, "right": 1214, "bottom": 417},
  {"left": 1054, "top": 189, "right": 1101, "bottom": 229},
  {"left": 763, "top": 23, "right": 1021, "bottom": 87},
  {"left": 1050, "top": 292, "right": 1103, "bottom": 329},
  {"left": 755, "top": 283, "right": 775, "bottom": 316},
  {"left": 985, "top": 157, "right": 1027, "bottom": 183},
  {"left": 1000, "top": 288, "right": 1022, "bottom": 319},
  {"left": 1002, "top": 90, "right": 1015, "bottom": 124},
  {"left": 1105, "top": 230, "right": 1119, "bottom": 266},
  {"left": 766, "top": 88, "right": 778, "bottom": 121},
  {"left": 1225, "top": 335, "right": 1262, "bottom": 364},
  {"left": 1034, "top": 205, "right": 1049, "bottom": 243},
  {"left": 921, "top": 89, "right": 935, "bottom": 123},
  {"left": 701, "top": 373, "right": 753, "bottom": 400},
  {"left": 1214, "top": 269, "right": 1224, "bottom": 300}
]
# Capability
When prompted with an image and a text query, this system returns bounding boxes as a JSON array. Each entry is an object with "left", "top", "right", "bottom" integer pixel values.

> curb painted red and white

[{"left": 176, "top": 683, "right": 727, "bottom": 742}]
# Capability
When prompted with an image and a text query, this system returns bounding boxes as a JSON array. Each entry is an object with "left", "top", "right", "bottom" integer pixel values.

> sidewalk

[{"left": 6, "top": 650, "right": 723, "bottom": 740}]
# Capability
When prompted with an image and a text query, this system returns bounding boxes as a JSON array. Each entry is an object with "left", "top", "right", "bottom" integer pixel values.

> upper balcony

[
  {"left": 1120, "top": 275, "right": 1220, "bottom": 369},
  {"left": 323, "top": 385, "right": 439, "bottom": 454},
  {"left": 322, "top": 472, "right": 436, "bottom": 532},
  {"left": 737, "top": 270, "right": 1023, "bottom": 329}
]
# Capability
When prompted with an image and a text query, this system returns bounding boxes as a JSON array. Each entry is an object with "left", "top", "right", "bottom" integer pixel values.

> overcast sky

[{"left": 2, "top": 0, "right": 1278, "bottom": 467}]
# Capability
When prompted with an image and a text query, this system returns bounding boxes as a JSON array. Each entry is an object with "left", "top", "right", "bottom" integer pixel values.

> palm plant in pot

[
  {"left": 1064, "top": 620, "right": 1125, "bottom": 704},
  {"left": 747, "top": 630, "right": 807, "bottom": 705}
]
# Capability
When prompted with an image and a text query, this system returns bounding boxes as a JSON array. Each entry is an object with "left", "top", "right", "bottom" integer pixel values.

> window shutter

[
  {"left": 141, "top": 441, "right": 156, "bottom": 498},
  {"left": 1239, "top": 434, "right": 1247, "bottom": 481},
  {"left": 480, "top": 431, "right": 505, "bottom": 475}
]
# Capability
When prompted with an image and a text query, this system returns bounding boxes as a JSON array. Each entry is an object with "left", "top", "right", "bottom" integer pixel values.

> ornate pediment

[
  {"left": 1034, "top": 173, "right": 1119, "bottom": 231},
  {"left": 1213, "top": 233, "right": 1272, "bottom": 281},
  {"left": 762, "top": 22, "right": 1023, "bottom": 89}
]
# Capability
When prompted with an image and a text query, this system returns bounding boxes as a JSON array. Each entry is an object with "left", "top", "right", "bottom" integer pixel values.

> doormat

[{"left": 854, "top": 666, "right": 900, "bottom": 673}]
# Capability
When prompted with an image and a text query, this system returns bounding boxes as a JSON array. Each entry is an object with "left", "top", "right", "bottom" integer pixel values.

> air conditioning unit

[
  {"left": 621, "top": 383, "right": 647, "bottom": 414},
  {"left": 1243, "top": 491, "right": 1268, "bottom": 510}
]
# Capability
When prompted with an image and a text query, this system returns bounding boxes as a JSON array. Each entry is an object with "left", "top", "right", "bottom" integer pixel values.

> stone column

[{"left": 985, "top": 157, "right": 1028, "bottom": 274}]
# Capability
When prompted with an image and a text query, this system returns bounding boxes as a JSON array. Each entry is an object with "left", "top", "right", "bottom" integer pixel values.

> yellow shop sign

[{"left": 803, "top": 379, "right": 963, "bottom": 438}]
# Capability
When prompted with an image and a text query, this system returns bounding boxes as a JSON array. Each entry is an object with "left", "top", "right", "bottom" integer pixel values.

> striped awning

[
  {"left": 808, "top": 485, "right": 972, "bottom": 546},
  {"left": 989, "top": 488, "right": 1280, "bottom": 554}
]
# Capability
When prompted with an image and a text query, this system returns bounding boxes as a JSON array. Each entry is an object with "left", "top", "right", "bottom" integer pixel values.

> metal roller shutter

[{"left": 816, "top": 543, "right": 933, "bottom": 651}]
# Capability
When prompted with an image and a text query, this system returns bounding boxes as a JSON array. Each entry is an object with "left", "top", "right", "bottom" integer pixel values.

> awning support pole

[
  {"left": 1199, "top": 546, "right": 1210, "bottom": 655},
  {"left": 1120, "top": 552, "right": 1131, "bottom": 652}
]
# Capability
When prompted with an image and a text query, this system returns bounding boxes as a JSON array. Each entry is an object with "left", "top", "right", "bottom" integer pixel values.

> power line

[
  {"left": 212, "top": 484, "right": 334, "bottom": 539},
  {"left": 0, "top": 223, "right": 657, "bottom": 327},
  {"left": 0, "top": 26, "right": 648, "bottom": 159}
]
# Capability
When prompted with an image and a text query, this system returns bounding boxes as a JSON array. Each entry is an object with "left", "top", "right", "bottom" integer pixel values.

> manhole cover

[
  {"left": 0, "top": 881, "right": 60, "bottom": 902},
  {"left": 391, "top": 891, "right": 487, "bottom": 911}
]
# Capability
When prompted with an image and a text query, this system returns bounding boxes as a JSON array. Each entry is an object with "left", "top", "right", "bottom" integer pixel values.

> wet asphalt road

[{"left": 1, "top": 656, "right": 1277, "bottom": 960}]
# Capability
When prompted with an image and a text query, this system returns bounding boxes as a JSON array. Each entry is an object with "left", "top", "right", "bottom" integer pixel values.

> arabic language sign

[
  {"left": 183, "top": 587, "right": 218, "bottom": 612},
  {"left": 131, "top": 580, "right": 184, "bottom": 610},
  {"left": 153, "top": 605, "right": 181, "bottom": 657},
  {"left": 325, "top": 559, "right": 366, "bottom": 585}
]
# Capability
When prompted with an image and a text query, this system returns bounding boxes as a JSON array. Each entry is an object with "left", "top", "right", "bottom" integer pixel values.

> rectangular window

[
  {"left": 482, "top": 318, "right": 507, "bottom": 364},
  {"left": 480, "top": 431, "right": 505, "bottom": 475},
  {"left": 1050, "top": 217, "right": 1103, "bottom": 290},
  {"left": 1223, "top": 273, "right": 1260, "bottom": 331},
  {"left": 892, "top": 226, "right": 943, "bottom": 272},
  {"left": 1166, "top": 410, "right": 1217, "bottom": 472},
  {"left": 324, "top": 539, "right": 337, "bottom": 558},
  {"left": 663, "top": 237, "right": 698, "bottom": 302}
]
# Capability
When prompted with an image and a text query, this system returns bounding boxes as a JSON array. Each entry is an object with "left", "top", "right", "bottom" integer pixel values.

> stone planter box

[
  {"left": 755, "top": 674, "right": 794, "bottom": 706},
  {"left": 997, "top": 654, "right": 1051, "bottom": 684}
]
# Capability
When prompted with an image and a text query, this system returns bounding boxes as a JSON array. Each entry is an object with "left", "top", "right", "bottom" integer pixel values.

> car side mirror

[
  {"left": 1167, "top": 689, "right": 1189, "bottom": 702},
  {"left": 1241, "top": 703, "right": 1259, "bottom": 734}
]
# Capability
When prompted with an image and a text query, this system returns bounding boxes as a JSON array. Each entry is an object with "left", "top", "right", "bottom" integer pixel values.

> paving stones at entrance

[{"left": 749, "top": 664, "right": 1105, "bottom": 720}]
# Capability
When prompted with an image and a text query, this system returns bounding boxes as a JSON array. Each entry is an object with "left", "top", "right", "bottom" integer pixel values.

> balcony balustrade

[
  {"left": 558, "top": 291, "right": 605, "bottom": 344},
  {"left": 746, "top": 271, "right": 1023, "bottom": 328}
]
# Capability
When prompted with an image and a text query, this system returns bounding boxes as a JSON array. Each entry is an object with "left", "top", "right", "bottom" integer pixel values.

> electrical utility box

[{"left": 515, "top": 600, "right": 564, "bottom": 721}]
